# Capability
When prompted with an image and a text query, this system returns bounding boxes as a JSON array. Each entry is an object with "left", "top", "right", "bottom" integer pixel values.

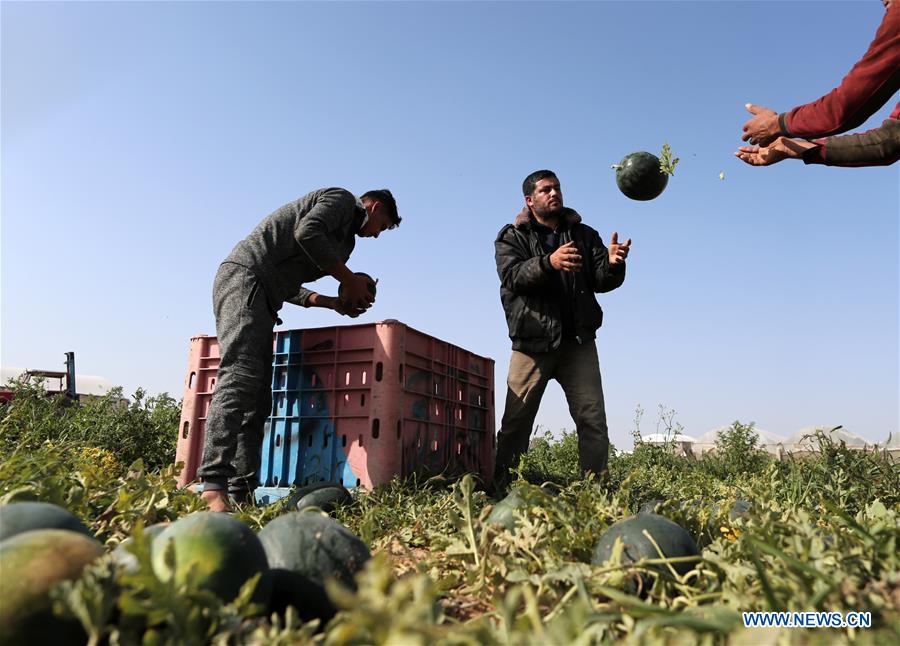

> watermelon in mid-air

[{"left": 614, "top": 151, "right": 668, "bottom": 201}]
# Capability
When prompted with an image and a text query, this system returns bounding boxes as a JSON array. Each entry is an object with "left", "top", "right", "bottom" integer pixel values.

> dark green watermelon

[
  {"left": 151, "top": 512, "right": 270, "bottom": 605},
  {"left": 592, "top": 513, "right": 699, "bottom": 577},
  {"left": 265, "top": 568, "right": 339, "bottom": 623},
  {"left": 0, "top": 529, "right": 104, "bottom": 646},
  {"left": 287, "top": 482, "right": 353, "bottom": 514},
  {"left": 485, "top": 489, "right": 526, "bottom": 531},
  {"left": 0, "top": 502, "right": 93, "bottom": 543},
  {"left": 258, "top": 511, "right": 370, "bottom": 620},
  {"left": 614, "top": 151, "right": 668, "bottom": 201},
  {"left": 111, "top": 523, "right": 170, "bottom": 574}
]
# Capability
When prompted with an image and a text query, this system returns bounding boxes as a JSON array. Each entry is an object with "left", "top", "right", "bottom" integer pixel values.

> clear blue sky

[{"left": 2, "top": 1, "right": 897, "bottom": 449}]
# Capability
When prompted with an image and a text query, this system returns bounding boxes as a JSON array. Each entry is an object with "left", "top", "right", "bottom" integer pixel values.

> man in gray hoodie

[{"left": 199, "top": 187, "right": 401, "bottom": 512}]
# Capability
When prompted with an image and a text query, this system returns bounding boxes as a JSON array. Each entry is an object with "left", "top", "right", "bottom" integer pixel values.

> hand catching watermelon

[
  {"left": 608, "top": 232, "right": 631, "bottom": 265},
  {"left": 612, "top": 142, "right": 679, "bottom": 201}
]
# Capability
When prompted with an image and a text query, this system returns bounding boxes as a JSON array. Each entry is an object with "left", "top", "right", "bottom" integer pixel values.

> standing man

[
  {"left": 199, "top": 187, "right": 401, "bottom": 512},
  {"left": 492, "top": 170, "right": 630, "bottom": 494}
]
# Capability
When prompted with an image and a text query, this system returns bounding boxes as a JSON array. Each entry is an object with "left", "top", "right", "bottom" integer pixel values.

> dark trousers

[
  {"left": 493, "top": 339, "right": 610, "bottom": 490},
  {"left": 197, "top": 263, "right": 276, "bottom": 495}
]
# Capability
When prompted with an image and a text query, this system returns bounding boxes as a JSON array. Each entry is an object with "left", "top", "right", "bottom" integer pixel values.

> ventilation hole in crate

[
  {"left": 342, "top": 435, "right": 347, "bottom": 447},
  {"left": 359, "top": 434, "right": 364, "bottom": 447},
  {"left": 280, "top": 369, "right": 288, "bottom": 388},
  {"left": 456, "top": 443, "right": 461, "bottom": 455},
  {"left": 323, "top": 435, "right": 328, "bottom": 448},
  {"left": 457, "top": 408, "right": 462, "bottom": 421},
  {"left": 432, "top": 441, "right": 438, "bottom": 452},
  {"left": 375, "top": 362, "right": 383, "bottom": 381},
  {"left": 345, "top": 371, "right": 351, "bottom": 386},
  {"left": 311, "top": 373, "right": 317, "bottom": 386},
  {"left": 275, "top": 434, "right": 282, "bottom": 448},
  {"left": 211, "top": 378, "right": 216, "bottom": 389},
  {"left": 356, "top": 478, "right": 361, "bottom": 487},
  {"left": 344, "top": 393, "right": 350, "bottom": 404},
  {"left": 433, "top": 382, "right": 438, "bottom": 395},
  {"left": 308, "top": 435, "right": 313, "bottom": 447},
  {"left": 360, "top": 393, "right": 366, "bottom": 406},
  {"left": 274, "top": 476, "right": 279, "bottom": 486},
  {"left": 372, "top": 419, "right": 380, "bottom": 439},
  {"left": 397, "top": 420, "right": 402, "bottom": 439},
  {"left": 362, "top": 370, "right": 367, "bottom": 385},
  {"left": 434, "top": 404, "right": 440, "bottom": 417},
  {"left": 458, "top": 388, "right": 462, "bottom": 401},
  {"left": 399, "top": 364, "right": 404, "bottom": 383},
  {"left": 478, "top": 395, "right": 483, "bottom": 406},
  {"left": 182, "top": 421, "right": 189, "bottom": 439},
  {"left": 188, "top": 372, "right": 196, "bottom": 390}
]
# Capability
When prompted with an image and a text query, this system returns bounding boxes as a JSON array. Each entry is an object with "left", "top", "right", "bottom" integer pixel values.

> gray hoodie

[{"left": 222, "top": 187, "right": 365, "bottom": 311}]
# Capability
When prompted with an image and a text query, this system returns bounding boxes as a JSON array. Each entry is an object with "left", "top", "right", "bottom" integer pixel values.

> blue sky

[{"left": 2, "top": 1, "right": 897, "bottom": 449}]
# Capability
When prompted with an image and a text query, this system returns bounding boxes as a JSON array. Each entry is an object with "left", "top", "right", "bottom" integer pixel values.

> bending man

[{"left": 199, "top": 187, "right": 401, "bottom": 511}]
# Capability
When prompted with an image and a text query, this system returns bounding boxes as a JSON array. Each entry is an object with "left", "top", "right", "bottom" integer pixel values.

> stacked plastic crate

[{"left": 174, "top": 320, "right": 495, "bottom": 499}]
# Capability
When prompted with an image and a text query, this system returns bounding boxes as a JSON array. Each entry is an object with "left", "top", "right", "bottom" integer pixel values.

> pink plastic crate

[{"left": 174, "top": 320, "right": 495, "bottom": 490}]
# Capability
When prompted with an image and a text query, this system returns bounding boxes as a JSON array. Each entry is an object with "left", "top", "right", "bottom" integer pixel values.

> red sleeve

[{"left": 783, "top": 5, "right": 900, "bottom": 138}]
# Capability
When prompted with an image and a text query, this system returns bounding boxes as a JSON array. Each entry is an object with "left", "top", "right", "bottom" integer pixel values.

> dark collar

[{"left": 513, "top": 207, "right": 582, "bottom": 230}]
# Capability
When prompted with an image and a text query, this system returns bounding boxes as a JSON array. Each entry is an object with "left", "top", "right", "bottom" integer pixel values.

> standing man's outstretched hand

[
  {"left": 608, "top": 232, "right": 631, "bottom": 265},
  {"left": 742, "top": 103, "right": 782, "bottom": 146}
]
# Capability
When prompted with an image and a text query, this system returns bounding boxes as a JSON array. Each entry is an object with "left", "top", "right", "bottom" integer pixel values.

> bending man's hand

[
  {"left": 608, "top": 231, "right": 631, "bottom": 265},
  {"left": 340, "top": 273, "right": 376, "bottom": 309},
  {"left": 735, "top": 137, "right": 816, "bottom": 166},
  {"left": 333, "top": 298, "right": 365, "bottom": 318},
  {"left": 742, "top": 103, "right": 782, "bottom": 146}
]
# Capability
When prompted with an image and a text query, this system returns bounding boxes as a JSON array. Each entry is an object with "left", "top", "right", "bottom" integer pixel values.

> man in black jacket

[{"left": 493, "top": 170, "right": 630, "bottom": 493}]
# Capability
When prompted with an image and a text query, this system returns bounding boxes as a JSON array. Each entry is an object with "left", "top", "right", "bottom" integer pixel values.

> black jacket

[{"left": 494, "top": 207, "right": 626, "bottom": 352}]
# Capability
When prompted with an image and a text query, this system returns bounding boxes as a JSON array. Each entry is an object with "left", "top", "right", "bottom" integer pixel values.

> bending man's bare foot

[{"left": 201, "top": 490, "right": 232, "bottom": 513}]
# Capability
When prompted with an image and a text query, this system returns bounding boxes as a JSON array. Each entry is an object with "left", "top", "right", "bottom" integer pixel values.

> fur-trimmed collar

[{"left": 513, "top": 207, "right": 582, "bottom": 230}]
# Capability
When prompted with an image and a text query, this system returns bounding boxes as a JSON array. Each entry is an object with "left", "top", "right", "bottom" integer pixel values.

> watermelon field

[{"left": 1, "top": 380, "right": 898, "bottom": 645}]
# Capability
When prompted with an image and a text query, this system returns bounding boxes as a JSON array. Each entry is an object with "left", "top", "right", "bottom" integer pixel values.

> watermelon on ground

[
  {"left": 151, "top": 512, "right": 270, "bottom": 605},
  {"left": 485, "top": 489, "right": 525, "bottom": 531},
  {"left": 294, "top": 485, "right": 353, "bottom": 514},
  {"left": 0, "top": 501, "right": 93, "bottom": 543},
  {"left": 0, "top": 528, "right": 104, "bottom": 646},
  {"left": 592, "top": 513, "right": 700, "bottom": 577},
  {"left": 111, "top": 522, "right": 170, "bottom": 574},
  {"left": 258, "top": 511, "right": 370, "bottom": 621}
]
